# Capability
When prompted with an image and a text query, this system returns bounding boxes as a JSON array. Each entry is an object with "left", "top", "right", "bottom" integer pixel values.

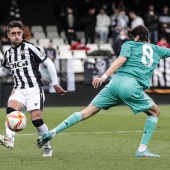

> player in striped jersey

[{"left": 0, "top": 21, "right": 67, "bottom": 156}]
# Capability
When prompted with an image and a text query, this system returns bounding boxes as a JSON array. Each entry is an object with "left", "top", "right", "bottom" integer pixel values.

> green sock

[
  {"left": 141, "top": 116, "right": 158, "bottom": 145},
  {"left": 53, "top": 112, "right": 83, "bottom": 134}
]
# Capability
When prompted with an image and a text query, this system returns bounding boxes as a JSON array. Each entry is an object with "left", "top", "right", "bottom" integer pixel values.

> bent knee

[
  {"left": 156, "top": 108, "right": 160, "bottom": 116},
  {"left": 152, "top": 107, "right": 160, "bottom": 117},
  {"left": 81, "top": 104, "right": 101, "bottom": 119},
  {"left": 145, "top": 104, "right": 160, "bottom": 117},
  {"left": 81, "top": 108, "right": 93, "bottom": 119}
]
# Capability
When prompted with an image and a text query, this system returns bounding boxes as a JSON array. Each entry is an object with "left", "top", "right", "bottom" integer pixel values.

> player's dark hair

[
  {"left": 127, "top": 25, "right": 149, "bottom": 42},
  {"left": 7, "top": 21, "right": 23, "bottom": 32}
]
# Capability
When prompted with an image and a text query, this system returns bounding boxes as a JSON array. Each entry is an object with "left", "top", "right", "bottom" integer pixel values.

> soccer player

[
  {"left": 0, "top": 21, "right": 66, "bottom": 156},
  {"left": 37, "top": 25, "right": 170, "bottom": 157}
]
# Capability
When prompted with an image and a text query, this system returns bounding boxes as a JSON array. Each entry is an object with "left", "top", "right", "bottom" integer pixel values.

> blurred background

[{"left": 0, "top": 0, "right": 170, "bottom": 106}]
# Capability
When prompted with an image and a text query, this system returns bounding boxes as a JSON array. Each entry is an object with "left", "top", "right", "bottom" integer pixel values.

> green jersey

[{"left": 117, "top": 41, "right": 170, "bottom": 90}]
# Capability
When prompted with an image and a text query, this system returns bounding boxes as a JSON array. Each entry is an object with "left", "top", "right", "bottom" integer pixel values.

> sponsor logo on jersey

[
  {"left": 20, "top": 50, "right": 25, "bottom": 55},
  {"left": 9, "top": 60, "right": 28, "bottom": 69}
]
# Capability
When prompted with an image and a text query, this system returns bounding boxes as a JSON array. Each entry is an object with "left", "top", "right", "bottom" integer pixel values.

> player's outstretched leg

[
  {"left": 37, "top": 105, "right": 100, "bottom": 148},
  {"left": 0, "top": 135, "right": 14, "bottom": 150},
  {"left": 37, "top": 112, "right": 83, "bottom": 148},
  {"left": 37, "top": 130, "right": 55, "bottom": 148}
]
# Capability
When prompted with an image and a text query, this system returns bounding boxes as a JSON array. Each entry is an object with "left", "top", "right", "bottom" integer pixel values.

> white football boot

[
  {"left": 42, "top": 148, "right": 53, "bottom": 157},
  {"left": 0, "top": 135, "right": 14, "bottom": 150}
]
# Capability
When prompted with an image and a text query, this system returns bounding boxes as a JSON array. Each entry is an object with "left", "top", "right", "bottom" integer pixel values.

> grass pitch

[{"left": 0, "top": 105, "right": 170, "bottom": 170}]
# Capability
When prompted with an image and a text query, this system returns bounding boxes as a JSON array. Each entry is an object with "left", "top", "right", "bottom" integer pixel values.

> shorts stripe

[
  {"left": 39, "top": 87, "right": 44, "bottom": 111},
  {"left": 142, "top": 91, "right": 154, "bottom": 106}
]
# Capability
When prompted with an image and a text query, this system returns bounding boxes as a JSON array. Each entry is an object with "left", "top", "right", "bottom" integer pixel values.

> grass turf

[{"left": 0, "top": 105, "right": 169, "bottom": 170}]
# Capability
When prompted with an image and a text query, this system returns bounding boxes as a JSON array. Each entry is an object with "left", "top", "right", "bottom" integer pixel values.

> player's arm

[
  {"left": 92, "top": 57, "right": 127, "bottom": 88},
  {"left": 0, "top": 67, "right": 9, "bottom": 76},
  {"left": 0, "top": 51, "right": 10, "bottom": 76},
  {"left": 43, "top": 58, "right": 67, "bottom": 95},
  {"left": 159, "top": 46, "right": 170, "bottom": 59},
  {"left": 28, "top": 44, "right": 66, "bottom": 95}
]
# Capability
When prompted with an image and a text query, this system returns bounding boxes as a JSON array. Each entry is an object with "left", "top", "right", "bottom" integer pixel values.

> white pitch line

[{"left": 15, "top": 130, "right": 144, "bottom": 136}]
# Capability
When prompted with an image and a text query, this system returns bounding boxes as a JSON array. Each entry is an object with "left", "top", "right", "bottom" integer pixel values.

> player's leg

[
  {"left": 119, "top": 78, "right": 160, "bottom": 157},
  {"left": 31, "top": 109, "right": 52, "bottom": 156},
  {"left": 6, "top": 100, "right": 23, "bottom": 142},
  {"left": 37, "top": 104, "right": 101, "bottom": 148},
  {"left": 135, "top": 104, "right": 160, "bottom": 157},
  {"left": 27, "top": 87, "right": 52, "bottom": 156},
  {"left": 37, "top": 78, "right": 121, "bottom": 148},
  {"left": 52, "top": 103, "right": 100, "bottom": 134},
  {"left": 0, "top": 99, "right": 23, "bottom": 149}
]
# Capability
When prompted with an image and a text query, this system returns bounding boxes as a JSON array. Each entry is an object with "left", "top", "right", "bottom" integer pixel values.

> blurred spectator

[
  {"left": 96, "top": 8, "right": 111, "bottom": 43},
  {"left": 102, "top": 3, "right": 111, "bottom": 15},
  {"left": 20, "top": 21, "right": 32, "bottom": 40},
  {"left": 157, "top": 36, "right": 170, "bottom": 48},
  {"left": 9, "top": 0, "right": 21, "bottom": 21},
  {"left": 53, "top": 2, "right": 67, "bottom": 35},
  {"left": 45, "top": 40, "right": 56, "bottom": 62},
  {"left": 39, "top": 64, "right": 51, "bottom": 92},
  {"left": 144, "top": 4, "right": 159, "bottom": 44},
  {"left": 117, "top": 0, "right": 128, "bottom": 12},
  {"left": 83, "top": 7, "right": 96, "bottom": 44},
  {"left": 159, "top": 6, "right": 170, "bottom": 42},
  {"left": 63, "top": 7, "right": 79, "bottom": 45},
  {"left": 114, "top": 10, "right": 129, "bottom": 36},
  {"left": 129, "top": 11, "right": 144, "bottom": 28},
  {"left": 110, "top": 8, "right": 119, "bottom": 46},
  {"left": 113, "top": 30, "right": 128, "bottom": 57},
  {"left": 0, "top": 24, "right": 11, "bottom": 45},
  {"left": 40, "top": 40, "right": 57, "bottom": 92},
  {"left": 78, "top": 0, "right": 95, "bottom": 19}
]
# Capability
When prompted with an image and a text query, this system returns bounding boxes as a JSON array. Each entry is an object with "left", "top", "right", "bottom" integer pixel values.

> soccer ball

[{"left": 6, "top": 111, "right": 27, "bottom": 132}]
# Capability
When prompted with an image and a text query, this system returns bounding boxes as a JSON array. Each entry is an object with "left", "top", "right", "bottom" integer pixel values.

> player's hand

[
  {"left": 53, "top": 84, "right": 67, "bottom": 95},
  {"left": 92, "top": 77, "right": 105, "bottom": 89}
]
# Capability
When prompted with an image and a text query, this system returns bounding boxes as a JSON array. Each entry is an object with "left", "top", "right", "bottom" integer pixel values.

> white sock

[
  {"left": 138, "top": 144, "right": 147, "bottom": 152},
  {"left": 5, "top": 124, "right": 15, "bottom": 142},
  {"left": 36, "top": 123, "right": 51, "bottom": 149}
]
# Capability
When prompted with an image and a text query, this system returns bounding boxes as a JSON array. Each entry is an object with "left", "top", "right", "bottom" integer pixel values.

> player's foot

[
  {"left": 135, "top": 149, "right": 160, "bottom": 157},
  {"left": 42, "top": 148, "right": 53, "bottom": 157},
  {"left": 0, "top": 135, "right": 14, "bottom": 150},
  {"left": 37, "top": 131, "right": 55, "bottom": 148}
]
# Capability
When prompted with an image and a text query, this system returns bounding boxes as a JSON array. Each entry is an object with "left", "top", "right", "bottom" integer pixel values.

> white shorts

[{"left": 8, "top": 86, "right": 45, "bottom": 112}]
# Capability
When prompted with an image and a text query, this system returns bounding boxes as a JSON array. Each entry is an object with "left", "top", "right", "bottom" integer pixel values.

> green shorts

[{"left": 91, "top": 74, "right": 154, "bottom": 114}]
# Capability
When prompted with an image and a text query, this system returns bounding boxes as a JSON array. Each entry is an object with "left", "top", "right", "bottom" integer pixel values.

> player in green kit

[{"left": 36, "top": 25, "right": 170, "bottom": 157}]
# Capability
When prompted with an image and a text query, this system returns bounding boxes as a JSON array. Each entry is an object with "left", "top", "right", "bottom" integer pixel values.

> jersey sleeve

[
  {"left": 28, "top": 44, "right": 47, "bottom": 62},
  {"left": 158, "top": 46, "right": 170, "bottom": 59},
  {"left": 2, "top": 51, "right": 10, "bottom": 69},
  {"left": 119, "top": 41, "right": 132, "bottom": 58}
]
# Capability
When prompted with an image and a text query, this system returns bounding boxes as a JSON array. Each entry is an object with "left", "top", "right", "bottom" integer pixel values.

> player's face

[{"left": 7, "top": 27, "right": 23, "bottom": 47}]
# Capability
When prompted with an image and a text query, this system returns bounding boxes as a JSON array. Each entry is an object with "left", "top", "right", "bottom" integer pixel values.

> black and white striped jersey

[{"left": 2, "top": 40, "right": 47, "bottom": 89}]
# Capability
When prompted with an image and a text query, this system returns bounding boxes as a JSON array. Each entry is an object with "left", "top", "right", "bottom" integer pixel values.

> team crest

[{"left": 20, "top": 50, "right": 25, "bottom": 55}]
